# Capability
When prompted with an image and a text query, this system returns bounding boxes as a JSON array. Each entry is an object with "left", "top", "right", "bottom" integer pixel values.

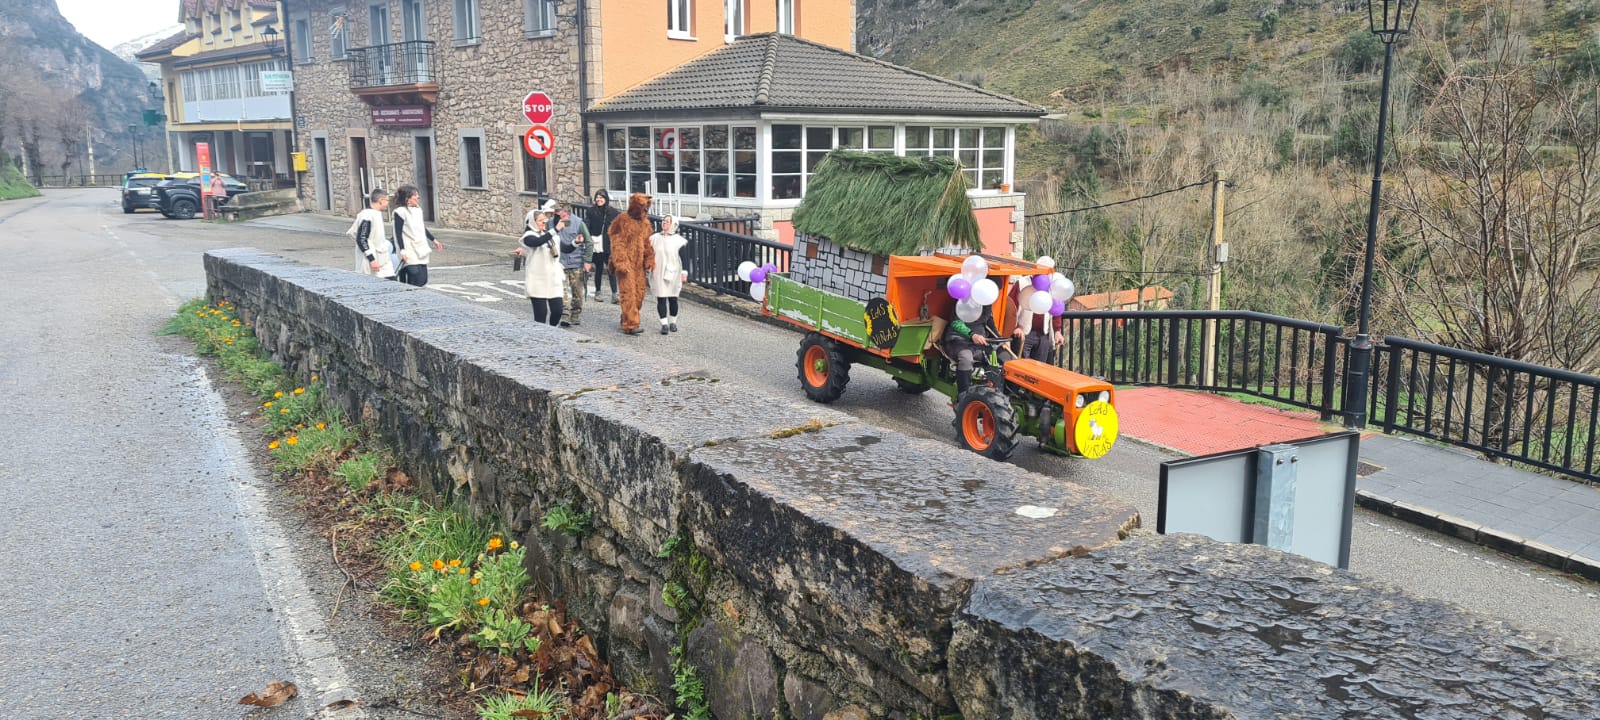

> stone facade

[
  {"left": 207, "top": 247, "right": 1600, "bottom": 719},
  {"left": 789, "top": 234, "right": 887, "bottom": 302},
  {"left": 291, "top": 0, "right": 585, "bottom": 232}
]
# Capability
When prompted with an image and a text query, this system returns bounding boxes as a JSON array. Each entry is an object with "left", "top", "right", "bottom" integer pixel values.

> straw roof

[{"left": 791, "top": 151, "right": 981, "bottom": 257}]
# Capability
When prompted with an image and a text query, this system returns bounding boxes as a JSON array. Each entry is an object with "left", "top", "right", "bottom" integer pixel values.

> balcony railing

[{"left": 348, "top": 40, "right": 436, "bottom": 89}]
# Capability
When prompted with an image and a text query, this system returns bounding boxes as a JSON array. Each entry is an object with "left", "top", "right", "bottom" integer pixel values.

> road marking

[
  {"left": 429, "top": 283, "right": 503, "bottom": 302},
  {"left": 461, "top": 280, "right": 524, "bottom": 298},
  {"left": 1363, "top": 519, "right": 1600, "bottom": 598},
  {"left": 429, "top": 263, "right": 499, "bottom": 270}
]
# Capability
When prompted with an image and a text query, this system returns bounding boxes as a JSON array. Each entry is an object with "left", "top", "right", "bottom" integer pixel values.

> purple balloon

[
  {"left": 947, "top": 277, "right": 972, "bottom": 300},
  {"left": 1032, "top": 274, "right": 1052, "bottom": 292},
  {"left": 761, "top": 262, "right": 778, "bottom": 274},
  {"left": 749, "top": 267, "right": 768, "bottom": 284},
  {"left": 1049, "top": 298, "right": 1066, "bottom": 316}
]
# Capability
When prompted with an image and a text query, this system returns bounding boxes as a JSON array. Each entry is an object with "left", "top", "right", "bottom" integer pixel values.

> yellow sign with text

[{"left": 1072, "top": 401, "right": 1119, "bottom": 459}]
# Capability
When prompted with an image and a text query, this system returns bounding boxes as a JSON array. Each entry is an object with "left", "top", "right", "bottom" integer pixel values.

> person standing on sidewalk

[
  {"left": 607, "top": 193, "right": 655, "bottom": 335},
  {"left": 207, "top": 173, "right": 227, "bottom": 219},
  {"left": 392, "top": 185, "right": 443, "bottom": 287},
  {"left": 556, "top": 204, "right": 592, "bottom": 326},
  {"left": 516, "top": 209, "right": 565, "bottom": 326},
  {"left": 583, "top": 189, "right": 620, "bottom": 303},
  {"left": 347, "top": 188, "right": 397, "bottom": 280},
  {"left": 648, "top": 215, "right": 688, "bottom": 334}
]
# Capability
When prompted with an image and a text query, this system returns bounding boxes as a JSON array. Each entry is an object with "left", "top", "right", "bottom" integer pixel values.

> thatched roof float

[{"left": 790, "top": 151, "right": 981, "bottom": 256}]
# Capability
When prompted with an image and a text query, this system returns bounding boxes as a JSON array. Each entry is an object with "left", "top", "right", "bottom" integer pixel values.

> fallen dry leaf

[{"left": 238, "top": 680, "right": 298, "bottom": 707}]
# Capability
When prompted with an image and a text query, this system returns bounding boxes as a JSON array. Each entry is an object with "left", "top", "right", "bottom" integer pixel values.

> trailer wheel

[
  {"left": 894, "top": 377, "right": 931, "bottom": 394},
  {"left": 953, "top": 386, "right": 1019, "bottom": 460},
  {"left": 797, "top": 332, "right": 850, "bottom": 403}
]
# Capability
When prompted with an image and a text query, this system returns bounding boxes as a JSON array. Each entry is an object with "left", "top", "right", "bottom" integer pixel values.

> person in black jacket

[{"left": 583, "top": 189, "right": 621, "bottom": 303}]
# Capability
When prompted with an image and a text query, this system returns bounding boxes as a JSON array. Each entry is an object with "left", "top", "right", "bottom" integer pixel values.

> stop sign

[{"left": 522, "top": 91, "right": 553, "bottom": 124}]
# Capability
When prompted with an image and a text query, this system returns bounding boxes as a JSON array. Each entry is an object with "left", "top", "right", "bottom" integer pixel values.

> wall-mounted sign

[
  {"left": 260, "top": 70, "right": 293, "bottom": 92},
  {"left": 296, "top": 115, "right": 307, "bottom": 129},
  {"left": 371, "top": 105, "right": 432, "bottom": 128}
]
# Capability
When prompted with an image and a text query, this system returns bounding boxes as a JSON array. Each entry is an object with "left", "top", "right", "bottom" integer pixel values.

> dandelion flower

[
  {"left": 315, "top": 423, "right": 326, "bottom": 431},
  {"left": 286, "top": 436, "right": 298, "bottom": 446},
  {"left": 487, "top": 538, "right": 504, "bottom": 551},
  {"left": 293, "top": 388, "right": 304, "bottom": 395},
  {"left": 268, "top": 441, "right": 280, "bottom": 450},
  {"left": 274, "top": 391, "right": 284, "bottom": 398},
  {"left": 263, "top": 401, "right": 273, "bottom": 409},
  {"left": 470, "top": 577, "right": 480, "bottom": 585},
  {"left": 449, "top": 559, "right": 462, "bottom": 567},
  {"left": 477, "top": 598, "right": 490, "bottom": 606},
  {"left": 409, "top": 561, "right": 422, "bottom": 572},
  {"left": 432, "top": 559, "right": 445, "bottom": 571}
]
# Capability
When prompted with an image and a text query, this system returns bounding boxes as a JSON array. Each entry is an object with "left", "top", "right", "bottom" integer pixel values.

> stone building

[
  {"left": 279, "top": 0, "right": 1040, "bottom": 253},
  {"left": 138, "top": 0, "right": 295, "bottom": 188}
]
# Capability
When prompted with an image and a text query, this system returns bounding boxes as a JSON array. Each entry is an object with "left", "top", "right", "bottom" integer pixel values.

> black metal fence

[
  {"left": 348, "top": 40, "right": 436, "bottom": 88},
  {"left": 36, "top": 174, "right": 126, "bottom": 188},
  {"left": 566, "top": 202, "right": 777, "bottom": 300},
  {"left": 1058, "top": 311, "right": 1347, "bottom": 420},
  {"left": 1375, "top": 337, "right": 1600, "bottom": 482}
]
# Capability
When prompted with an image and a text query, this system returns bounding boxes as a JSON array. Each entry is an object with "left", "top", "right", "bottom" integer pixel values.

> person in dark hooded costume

[{"left": 608, "top": 193, "right": 656, "bottom": 335}]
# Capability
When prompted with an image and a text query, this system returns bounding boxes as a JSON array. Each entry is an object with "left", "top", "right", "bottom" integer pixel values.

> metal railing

[
  {"left": 36, "top": 174, "right": 126, "bottom": 188},
  {"left": 1057, "top": 310, "right": 1347, "bottom": 420},
  {"left": 1376, "top": 337, "right": 1600, "bottom": 482},
  {"left": 348, "top": 40, "right": 436, "bottom": 88},
  {"left": 677, "top": 221, "right": 789, "bottom": 300}
]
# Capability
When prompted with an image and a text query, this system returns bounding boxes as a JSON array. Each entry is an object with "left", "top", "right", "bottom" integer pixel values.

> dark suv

[
  {"left": 121, "top": 173, "right": 168, "bottom": 213},
  {"left": 155, "top": 174, "right": 248, "bottom": 219}
]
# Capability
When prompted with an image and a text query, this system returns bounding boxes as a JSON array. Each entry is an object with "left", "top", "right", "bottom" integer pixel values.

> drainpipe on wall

[
  {"left": 280, "top": 0, "right": 304, "bottom": 203},
  {"left": 576, "top": 0, "right": 591, "bottom": 198}
]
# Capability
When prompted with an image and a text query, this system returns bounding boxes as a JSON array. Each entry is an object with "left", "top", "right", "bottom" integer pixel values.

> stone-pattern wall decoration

[
  {"left": 206, "top": 247, "right": 1600, "bottom": 719},
  {"left": 291, "top": 0, "right": 584, "bottom": 233},
  {"left": 789, "top": 234, "right": 886, "bottom": 302}
]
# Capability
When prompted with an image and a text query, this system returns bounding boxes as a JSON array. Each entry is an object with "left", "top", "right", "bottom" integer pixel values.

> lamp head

[
  {"left": 1367, "top": 0, "right": 1419, "bottom": 43},
  {"left": 262, "top": 25, "right": 281, "bottom": 54}
]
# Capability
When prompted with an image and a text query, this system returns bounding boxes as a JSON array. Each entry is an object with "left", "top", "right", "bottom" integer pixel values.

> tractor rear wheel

[
  {"left": 953, "top": 386, "right": 1020, "bottom": 460},
  {"left": 797, "top": 332, "right": 850, "bottom": 403}
]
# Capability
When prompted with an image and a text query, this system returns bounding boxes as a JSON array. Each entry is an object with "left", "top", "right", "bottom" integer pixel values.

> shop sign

[{"left": 371, "top": 105, "right": 432, "bottom": 128}]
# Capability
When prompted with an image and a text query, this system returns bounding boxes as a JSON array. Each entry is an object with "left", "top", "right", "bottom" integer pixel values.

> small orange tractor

[{"left": 763, "top": 252, "right": 1119, "bottom": 461}]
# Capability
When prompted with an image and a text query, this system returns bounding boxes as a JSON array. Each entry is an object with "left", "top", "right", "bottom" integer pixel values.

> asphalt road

[{"left": 4, "top": 190, "right": 1595, "bottom": 718}]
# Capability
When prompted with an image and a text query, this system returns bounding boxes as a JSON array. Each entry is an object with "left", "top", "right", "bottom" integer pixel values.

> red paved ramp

[{"left": 1115, "top": 387, "right": 1336, "bottom": 455}]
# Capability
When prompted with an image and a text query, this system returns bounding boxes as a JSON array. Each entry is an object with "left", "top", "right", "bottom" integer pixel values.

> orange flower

[
  {"left": 286, "top": 436, "right": 298, "bottom": 446},
  {"left": 449, "top": 559, "right": 462, "bottom": 567},
  {"left": 487, "top": 538, "right": 504, "bottom": 551},
  {"left": 470, "top": 577, "right": 480, "bottom": 585},
  {"left": 409, "top": 561, "right": 422, "bottom": 572},
  {"left": 431, "top": 559, "right": 445, "bottom": 571},
  {"left": 458, "top": 568, "right": 467, "bottom": 575},
  {"left": 315, "top": 423, "right": 326, "bottom": 431},
  {"left": 268, "top": 440, "right": 280, "bottom": 450},
  {"left": 476, "top": 598, "right": 490, "bottom": 606}
]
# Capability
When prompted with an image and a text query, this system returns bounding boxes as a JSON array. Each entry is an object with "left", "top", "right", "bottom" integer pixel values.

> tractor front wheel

[
  {"left": 797, "top": 332, "right": 850, "bottom": 403},
  {"left": 953, "top": 386, "right": 1020, "bottom": 460}
]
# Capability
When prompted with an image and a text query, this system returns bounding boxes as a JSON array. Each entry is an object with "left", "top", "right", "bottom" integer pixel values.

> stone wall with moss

[{"left": 205, "top": 247, "right": 1600, "bottom": 719}]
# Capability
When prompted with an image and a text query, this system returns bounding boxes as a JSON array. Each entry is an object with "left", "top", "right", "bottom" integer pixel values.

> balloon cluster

[
  {"left": 946, "top": 255, "right": 1076, "bottom": 323},
  {"left": 1029, "top": 255, "right": 1075, "bottom": 318},
  {"left": 738, "top": 261, "right": 780, "bottom": 301}
]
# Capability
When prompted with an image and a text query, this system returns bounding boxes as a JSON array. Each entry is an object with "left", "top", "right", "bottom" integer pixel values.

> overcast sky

[{"left": 58, "top": 0, "right": 182, "bottom": 50}]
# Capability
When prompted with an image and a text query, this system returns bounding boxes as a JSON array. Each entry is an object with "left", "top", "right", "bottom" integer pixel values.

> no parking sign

[{"left": 523, "top": 125, "right": 554, "bottom": 159}]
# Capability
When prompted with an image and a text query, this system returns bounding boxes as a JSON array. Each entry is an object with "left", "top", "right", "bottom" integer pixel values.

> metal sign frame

[{"left": 1158, "top": 430, "right": 1359, "bottom": 568}]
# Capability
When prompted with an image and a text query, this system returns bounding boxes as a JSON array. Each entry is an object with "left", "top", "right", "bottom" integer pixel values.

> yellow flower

[
  {"left": 293, "top": 388, "right": 304, "bottom": 395},
  {"left": 279, "top": 408, "right": 288, "bottom": 415},
  {"left": 295, "top": 424, "right": 304, "bottom": 430},
  {"left": 263, "top": 401, "right": 273, "bottom": 408},
  {"left": 286, "top": 436, "right": 298, "bottom": 446},
  {"left": 470, "top": 576, "right": 479, "bottom": 585},
  {"left": 477, "top": 598, "right": 490, "bottom": 606},
  {"left": 409, "top": 561, "right": 422, "bottom": 572},
  {"left": 458, "top": 568, "right": 467, "bottom": 575},
  {"left": 310, "top": 375, "right": 319, "bottom": 382},
  {"left": 487, "top": 538, "right": 504, "bottom": 551},
  {"left": 432, "top": 559, "right": 445, "bottom": 571},
  {"left": 268, "top": 441, "right": 280, "bottom": 450},
  {"left": 449, "top": 559, "right": 462, "bottom": 567},
  {"left": 315, "top": 423, "right": 326, "bottom": 431},
  {"left": 274, "top": 391, "right": 284, "bottom": 398},
  {"left": 510, "top": 541, "right": 520, "bottom": 550}
]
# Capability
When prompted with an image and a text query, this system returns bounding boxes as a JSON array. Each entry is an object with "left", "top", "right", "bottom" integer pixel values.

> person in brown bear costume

[{"left": 608, "top": 193, "right": 656, "bottom": 335}]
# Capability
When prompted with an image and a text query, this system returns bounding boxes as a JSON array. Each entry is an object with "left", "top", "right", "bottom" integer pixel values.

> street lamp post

[
  {"left": 1345, "top": 0, "right": 1418, "bottom": 428},
  {"left": 127, "top": 124, "right": 142, "bottom": 170}
]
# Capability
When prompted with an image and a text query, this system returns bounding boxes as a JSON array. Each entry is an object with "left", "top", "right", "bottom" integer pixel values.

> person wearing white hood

[
  {"left": 347, "top": 188, "right": 398, "bottom": 279},
  {"left": 392, "top": 185, "right": 443, "bottom": 286},
  {"left": 648, "top": 215, "right": 688, "bottom": 334},
  {"left": 515, "top": 205, "right": 566, "bottom": 326}
]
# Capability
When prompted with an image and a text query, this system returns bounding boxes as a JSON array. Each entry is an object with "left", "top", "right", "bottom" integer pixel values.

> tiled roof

[
  {"left": 587, "top": 33, "right": 1043, "bottom": 118},
  {"left": 1070, "top": 286, "right": 1175, "bottom": 311},
  {"left": 135, "top": 29, "right": 195, "bottom": 60}
]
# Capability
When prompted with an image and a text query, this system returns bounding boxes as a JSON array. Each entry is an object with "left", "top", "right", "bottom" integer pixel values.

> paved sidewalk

[
  {"left": 1114, "top": 387, "right": 1600, "bottom": 582},
  {"left": 240, "top": 212, "right": 1600, "bottom": 582}
]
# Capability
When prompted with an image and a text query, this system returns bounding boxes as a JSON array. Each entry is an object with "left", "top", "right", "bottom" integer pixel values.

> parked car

[
  {"left": 154, "top": 173, "right": 249, "bottom": 219},
  {"left": 121, "top": 172, "right": 168, "bottom": 213}
]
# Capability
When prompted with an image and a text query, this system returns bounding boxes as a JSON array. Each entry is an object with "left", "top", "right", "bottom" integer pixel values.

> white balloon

[
  {"left": 1028, "top": 289, "right": 1053, "bottom": 314},
  {"left": 1035, "top": 255, "right": 1055, "bottom": 269},
  {"left": 955, "top": 299, "right": 982, "bottom": 323},
  {"left": 1050, "top": 277, "right": 1076, "bottom": 302},
  {"left": 749, "top": 281, "right": 767, "bottom": 302},
  {"left": 971, "top": 278, "right": 1000, "bottom": 306},
  {"left": 738, "top": 261, "right": 757, "bottom": 283},
  {"left": 961, "top": 255, "right": 989, "bottom": 280}
]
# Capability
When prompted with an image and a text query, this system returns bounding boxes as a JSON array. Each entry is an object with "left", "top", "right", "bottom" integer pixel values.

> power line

[
  {"left": 1060, "top": 266, "right": 1212, "bottom": 278},
  {"left": 1023, "top": 179, "right": 1213, "bottom": 219}
]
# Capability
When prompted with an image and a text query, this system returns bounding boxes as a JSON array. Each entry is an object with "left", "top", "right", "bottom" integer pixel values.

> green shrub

[
  {"left": 470, "top": 609, "right": 542, "bottom": 656},
  {"left": 1338, "top": 30, "right": 1383, "bottom": 74},
  {"left": 336, "top": 451, "right": 386, "bottom": 492},
  {"left": 476, "top": 680, "right": 568, "bottom": 720},
  {"left": 541, "top": 505, "right": 590, "bottom": 537}
]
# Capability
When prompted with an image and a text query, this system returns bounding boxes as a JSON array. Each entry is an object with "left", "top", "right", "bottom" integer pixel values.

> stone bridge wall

[{"left": 204, "top": 248, "right": 1600, "bottom": 720}]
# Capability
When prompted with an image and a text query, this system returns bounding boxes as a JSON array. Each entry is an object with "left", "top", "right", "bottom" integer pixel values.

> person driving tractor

[{"left": 943, "top": 293, "right": 1005, "bottom": 395}]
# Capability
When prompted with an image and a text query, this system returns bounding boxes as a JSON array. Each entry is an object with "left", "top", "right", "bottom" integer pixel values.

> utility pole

[
  {"left": 86, "top": 127, "right": 95, "bottom": 181},
  {"left": 1202, "top": 169, "right": 1227, "bottom": 386}
]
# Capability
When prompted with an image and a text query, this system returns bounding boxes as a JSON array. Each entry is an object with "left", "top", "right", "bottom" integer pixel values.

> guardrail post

[
  {"left": 1382, "top": 341, "right": 1402, "bottom": 433},
  {"left": 1166, "top": 317, "right": 1181, "bottom": 386},
  {"left": 1320, "top": 331, "right": 1340, "bottom": 421}
]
